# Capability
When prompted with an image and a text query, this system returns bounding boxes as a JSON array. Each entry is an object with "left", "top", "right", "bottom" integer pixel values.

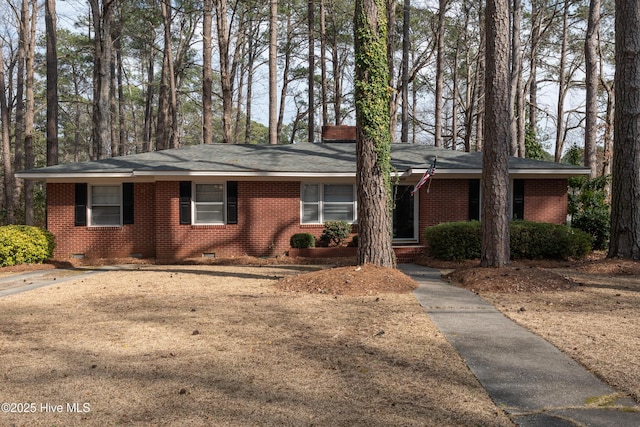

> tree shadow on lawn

[{"left": 0, "top": 282, "right": 511, "bottom": 426}]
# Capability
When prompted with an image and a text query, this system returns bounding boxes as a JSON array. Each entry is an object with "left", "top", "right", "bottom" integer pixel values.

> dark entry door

[{"left": 393, "top": 185, "right": 415, "bottom": 240}]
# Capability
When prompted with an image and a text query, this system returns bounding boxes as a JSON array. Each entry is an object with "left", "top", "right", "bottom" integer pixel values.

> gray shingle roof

[{"left": 16, "top": 142, "right": 589, "bottom": 179}]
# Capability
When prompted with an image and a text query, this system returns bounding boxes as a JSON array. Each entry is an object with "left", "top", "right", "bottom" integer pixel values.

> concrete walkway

[
  {"left": 0, "top": 266, "right": 117, "bottom": 298},
  {"left": 400, "top": 264, "right": 640, "bottom": 427}
]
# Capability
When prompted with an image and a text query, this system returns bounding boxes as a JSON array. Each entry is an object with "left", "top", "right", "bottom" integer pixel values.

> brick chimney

[{"left": 321, "top": 125, "right": 357, "bottom": 143}]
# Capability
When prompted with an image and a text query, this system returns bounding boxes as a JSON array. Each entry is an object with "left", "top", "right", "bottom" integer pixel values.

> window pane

[
  {"left": 324, "top": 203, "right": 354, "bottom": 221},
  {"left": 302, "top": 184, "right": 319, "bottom": 203},
  {"left": 302, "top": 204, "right": 319, "bottom": 223},
  {"left": 92, "top": 206, "right": 121, "bottom": 225},
  {"left": 196, "top": 184, "right": 223, "bottom": 203},
  {"left": 324, "top": 185, "right": 353, "bottom": 203},
  {"left": 195, "top": 204, "right": 224, "bottom": 223},
  {"left": 92, "top": 186, "right": 120, "bottom": 205}
]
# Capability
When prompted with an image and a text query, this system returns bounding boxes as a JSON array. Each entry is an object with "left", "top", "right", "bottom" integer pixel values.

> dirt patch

[
  {"left": 0, "top": 265, "right": 511, "bottom": 426},
  {"left": 277, "top": 264, "right": 418, "bottom": 296},
  {"left": 445, "top": 266, "right": 575, "bottom": 293}
]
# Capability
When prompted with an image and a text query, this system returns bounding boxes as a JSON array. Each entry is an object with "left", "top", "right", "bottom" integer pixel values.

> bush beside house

[
  {"left": 290, "top": 233, "right": 316, "bottom": 248},
  {"left": 0, "top": 225, "right": 56, "bottom": 267},
  {"left": 424, "top": 221, "right": 592, "bottom": 261}
]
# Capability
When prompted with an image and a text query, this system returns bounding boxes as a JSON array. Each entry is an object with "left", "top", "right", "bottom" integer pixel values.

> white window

[
  {"left": 301, "top": 183, "right": 356, "bottom": 224},
  {"left": 194, "top": 183, "right": 225, "bottom": 224},
  {"left": 90, "top": 185, "right": 121, "bottom": 226}
]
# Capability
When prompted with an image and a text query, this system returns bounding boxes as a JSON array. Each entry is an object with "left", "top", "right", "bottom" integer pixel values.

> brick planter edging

[{"left": 288, "top": 247, "right": 358, "bottom": 258}]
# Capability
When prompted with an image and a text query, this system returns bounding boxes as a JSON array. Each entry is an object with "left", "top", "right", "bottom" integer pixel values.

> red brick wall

[
  {"left": 523, "top": 179, "right": 568, "bottom": 224},
  {"left": 417, "top": 179, "right": 469, "bottom": 244},
  {"left": 46, "top": 178, "right": 569, "bottom": 260},
  {"left": 47, "top": 182, "right": 156, "bottom": 259},
  {"left": 155, "top": 181, "right": 313, "bottom": 259},
  {"left": 416, "top": 178, "right": 568, "bottom": 243}
]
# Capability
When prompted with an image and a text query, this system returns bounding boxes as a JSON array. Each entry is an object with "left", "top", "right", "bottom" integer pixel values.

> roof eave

[
  {"left": 15, "top": 170, "right": 358, "bottom": 181},
  {"left": 403, "top": 167, "right": 591, "bottom": 178}
]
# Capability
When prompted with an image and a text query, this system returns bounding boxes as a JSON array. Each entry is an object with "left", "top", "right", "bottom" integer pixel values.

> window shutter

[
  {"left": 468, "top": 179, "right": 480, "bottom": 221},
  {"left": 513, "top": 179, "right": 525, "bottom": 220},
  {"left": 227, "top": 181, "right": 238, "bottom": 224},
  {"left": 179, "top": 181, "right": 192, "bottom": 224},
  {"left": 74, "top": 183, "right": 87, "bottom": 226},
  {"left": 123, "top": 183, "right": 134, "bottom": 224}
]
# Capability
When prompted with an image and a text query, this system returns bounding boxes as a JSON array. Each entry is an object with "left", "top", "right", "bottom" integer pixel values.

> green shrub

[
  {"left": 510, "top": 221, "right": 592, "bottom": 259},
  {"left": 423, "top": 221, "right": 482, "bottom": 261},
  {"left": 568, "top": 175, "right": 611, "bottom": 250},
  {"left": 0, "top": 225, "right": 56, "bottom": 267},
  {"left": 320, "top": 220, "right": 352, "bottom": 247},
  {"left": 290, "top": 233, "right": 316, "bottom": 249},
  {"left": 423, "top": 220, "right": 592, "bottom": 261}
]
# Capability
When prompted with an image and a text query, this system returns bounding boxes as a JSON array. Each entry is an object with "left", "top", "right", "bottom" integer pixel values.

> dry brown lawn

[
  {"left": 443, "top": 255, "right": 640, "bottom": 403},
  {"left": 0, "top": 264, "right": 512, "bottom": 427}
]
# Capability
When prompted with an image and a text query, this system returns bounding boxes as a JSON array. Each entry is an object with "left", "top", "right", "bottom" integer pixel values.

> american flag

[{"left": 411, "top": 158, "right": 437, "bottom": 195}]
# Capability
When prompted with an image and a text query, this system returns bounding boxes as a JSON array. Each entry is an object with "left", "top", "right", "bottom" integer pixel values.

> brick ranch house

[{"left": 17, "top": 141, "right": 589, "bottom": 261}]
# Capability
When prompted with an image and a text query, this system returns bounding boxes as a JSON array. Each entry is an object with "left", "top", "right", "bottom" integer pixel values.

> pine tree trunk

[
  {"left": 584, "top": 0, "right": 600, "bottom": 177},
  {"left": 0, "top": 42, "right": 14, "bottom": 224},
  {"left": 269, "top": 0, "right": 278, "bottom": 144},
  {"left": 277, "top": 16, "right": 293, "bottom": 143},
  {"left": 434, "top": 0, "right": 447, "bottom": 148},
  {"left": 354, "top": 0, "right": 395, "bottom": 268},
  {"left": 527, "top": 0, "right": 540, "bottom": 141},
  {"left": 24, "top": 0, "right": 37, "bottom": 225},
  {"left": 320, "top": 0, "right": 328, "bottom": 126},
  {"left": 475, "top": 0, "right": 485, "bottom": 152},
  {"left": 386, "top": 0, "right": 396, "bottom": 143},
  {"left": 508, "top": 0, "right": 521, "bottom": 157},
  {"left": 45, "top": 0, "right": 58, "bottom": 166},
  {"left": 202, "top": 0, "right": 213, "bottom": 144},
  {"left": 308, "top": 0, "right": 315, "bottom": 142},
  {"left": 331, "top": 22, "right": 343, "bottom": 125},
  {"left": 481, "top": 0, "right": 511, "bottom": 267},
  {"left": 216, "top": 0, "right": 233, "bottom": 144},
  {"left": 245, "top": 21, "right": 256, "bottom": 144},
  {"left": 400, "top": 0, "right": 410, "bottom": 143},
  {"left": 609, "top": 0, "right": 640, "bottom": 259},
  {"left": 89, "top": 0, "right": 113, "bottom": 159},
  {"left": 554, "top": 0, "right": 569, "bottom": 163}
]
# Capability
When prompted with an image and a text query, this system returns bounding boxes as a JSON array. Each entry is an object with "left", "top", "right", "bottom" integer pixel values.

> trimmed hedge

[
  {"left": 423, "top": 220, "right": 592, "bottom": 261},
  {"left": 0, "top": 225, "right": 56, "bottom": 267},
  {"left": 290, "top": 233, "right": 316, "bottom": 249},
  {"left": 423, "top": 221, "right": 482, "bottom": 261}
]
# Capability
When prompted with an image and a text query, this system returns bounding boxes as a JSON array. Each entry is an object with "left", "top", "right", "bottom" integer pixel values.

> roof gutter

[{"left": 403, "top": 167, "right": 590, "bottom": 178}]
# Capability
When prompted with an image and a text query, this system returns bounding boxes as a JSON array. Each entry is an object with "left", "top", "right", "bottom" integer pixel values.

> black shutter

[
  {"left": 513, "top": 179, "right": 525, "bottom": 220},
  {"left": 179, "top": 181, "right": 192, "bottom": 224},
  {"left": 74, "top": 183, "right": 87, "bottom": 226},
  {"left": 468, "top": 179, "right": 480, "bottom": 221},
  {"left": 123, "top": 183, "right": 135, "bottom": 224},
  {"left": 227, "top": 181, "right": 238, "bottom": 224}
]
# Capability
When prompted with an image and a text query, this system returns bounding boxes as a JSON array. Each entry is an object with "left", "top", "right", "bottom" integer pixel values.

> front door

[{"left": 393, "top": 185, "right": 416, "bottom": 240}]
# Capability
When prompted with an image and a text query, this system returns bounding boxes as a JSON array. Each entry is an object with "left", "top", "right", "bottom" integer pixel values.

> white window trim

[
  {"left": 300, "top": 183, "right": 357, "bottom": 224},
  {"left": 88, "top": 183, "right": 123, "bottom": 227},
  {"left": 192, "top": 182, "right": 226, "bottom": 225}
]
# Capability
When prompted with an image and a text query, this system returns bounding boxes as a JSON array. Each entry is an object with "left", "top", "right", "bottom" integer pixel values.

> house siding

[
  {"left": 46, "top": 178, "right": 569, "bottom": 260},
  {"left": 155, "top": 181, "right": 307, "bottom": 259},
  {"left": 47, "top": 182, "right": 156, "bottom": 259},
  {"left": 522, "top": 179, "right": 568, "bottom": 224},
  {"left": 415, "top": 178, "right": 568, "bottom": 244}
]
